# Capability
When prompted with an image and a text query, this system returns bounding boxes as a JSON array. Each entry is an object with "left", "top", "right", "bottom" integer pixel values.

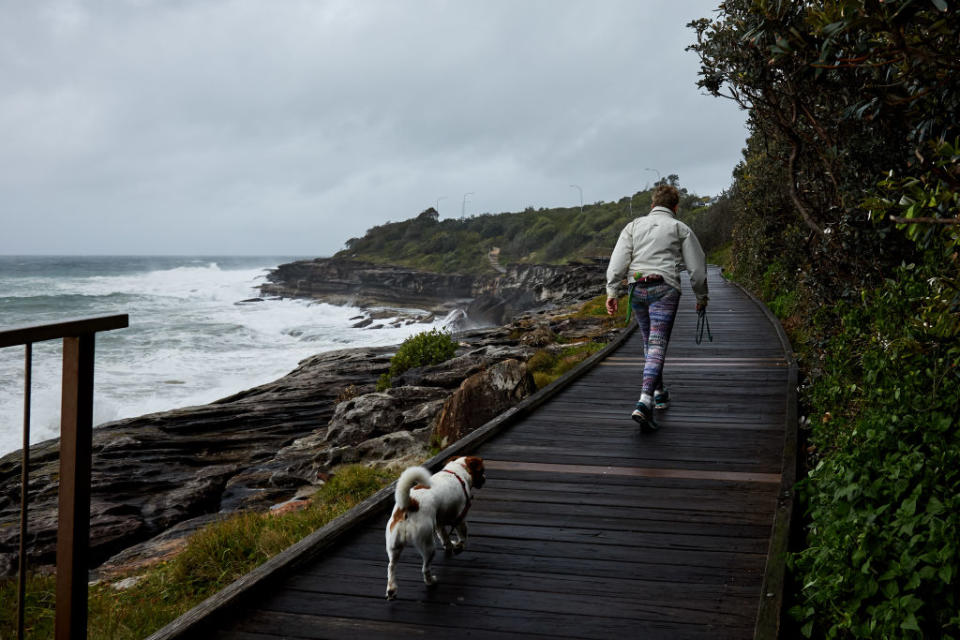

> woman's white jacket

[{"left": 605, "top": 206, "right": 709, "bottom": 304}]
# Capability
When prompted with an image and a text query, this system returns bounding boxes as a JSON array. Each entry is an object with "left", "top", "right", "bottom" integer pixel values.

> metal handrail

[{"left": 2, "top": 314, "right": 128, "bottom": 640}]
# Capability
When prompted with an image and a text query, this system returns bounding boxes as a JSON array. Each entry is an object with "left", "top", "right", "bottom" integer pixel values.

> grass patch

[
  {"left": 707, "top": 241, "right": 733, "bottom": 270},
  {"left": 0, "top": 464, "right": 395, "bottom": 640},
  {"left": 565, "top": 293, "right": 629, "bottom": 329},
  {"left": 527, "top": 342, "right": 607, "bottom": 389}
]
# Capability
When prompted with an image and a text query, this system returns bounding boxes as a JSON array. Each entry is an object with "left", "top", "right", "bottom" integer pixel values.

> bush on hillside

[
  {"left": 334, "top": 185, "right": 720, "bottom": 274},
  {"left": 376, "top": 329, "right": 457, "bottom": 390}
]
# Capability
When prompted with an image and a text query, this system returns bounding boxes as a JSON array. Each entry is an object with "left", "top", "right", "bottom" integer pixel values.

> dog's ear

[{"left": 464, "top": 456, "right": 485, "bottom": 488}]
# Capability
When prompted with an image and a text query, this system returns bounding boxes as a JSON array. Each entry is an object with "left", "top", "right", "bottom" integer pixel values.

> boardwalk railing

[{"left": 1, "top": 315, "right": 128, "bottom": 640}]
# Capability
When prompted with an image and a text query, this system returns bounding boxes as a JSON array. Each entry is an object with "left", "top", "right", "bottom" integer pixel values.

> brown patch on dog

[
  {"left": 413, "top": 484, "right": 430, "bottom": 491},
  {"left": 389, "top": 509, "right": 405, "bottom": 532},
  {"left": 464, "top": 456, "right": 486, "bottom": 489},
  {"left": 388, "top": 498, "right": 421, "bottom": 532}
]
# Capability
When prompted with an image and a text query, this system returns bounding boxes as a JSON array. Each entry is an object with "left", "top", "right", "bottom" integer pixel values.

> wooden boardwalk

[{"left": 152, "top": 268, "right": 796, "bottom": 640}]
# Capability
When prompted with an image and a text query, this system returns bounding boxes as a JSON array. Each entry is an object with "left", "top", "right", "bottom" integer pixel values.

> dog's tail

[{"left": 395, "top": 466, "right": 431, "bottom": 510}]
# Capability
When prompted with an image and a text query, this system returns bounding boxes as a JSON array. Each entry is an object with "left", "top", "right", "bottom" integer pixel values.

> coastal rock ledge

[{"left": 259, "top": 257, "right": 607, "bottom": 325}]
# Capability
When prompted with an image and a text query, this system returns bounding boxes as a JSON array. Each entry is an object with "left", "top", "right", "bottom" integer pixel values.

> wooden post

[
  {"left": 55, "top": 334, "right": 95, "bottom": 640},
  {"left": 18, "top": 343, "right": 32, "bottom": 640}
]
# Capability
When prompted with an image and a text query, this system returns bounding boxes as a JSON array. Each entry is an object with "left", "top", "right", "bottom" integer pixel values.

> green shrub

[
  {"left": 376, "top": 329, "right": 457, "bottom": 390},
  {"left": 789, "top": 262, "right": 960, "bottom": 638}
]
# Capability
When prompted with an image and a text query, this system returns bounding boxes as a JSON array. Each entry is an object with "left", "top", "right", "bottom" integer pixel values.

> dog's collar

[{"left": 443, "top": 469, "right": 472, "bottom": 521}]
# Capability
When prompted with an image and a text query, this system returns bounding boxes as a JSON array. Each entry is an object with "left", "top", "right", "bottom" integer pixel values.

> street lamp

[
  {"left": 569, "top": 184, "right": 583, "bottom": 215},
  {"left": 461, "top": 192, "right": 474, "bottom": 219},
  {"left": 645, "top": 168, "right": 661, "bottom": 185},
  {"left": 435, "top": 196, "right": 447, "bottom": 214}
]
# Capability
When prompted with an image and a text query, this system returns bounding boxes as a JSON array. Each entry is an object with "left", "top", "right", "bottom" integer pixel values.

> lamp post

[
  {"left": 645, "top": 167, "right": 661, "bottom": 186},
  {"left": 435, "top": 196, "right": 447, "bottom": 214},
  {"left": 569, "top": 184, "right": 583, "bottom": 215},
  {"left": 461, "top": 192, "right": 474, "bottom": 219}
]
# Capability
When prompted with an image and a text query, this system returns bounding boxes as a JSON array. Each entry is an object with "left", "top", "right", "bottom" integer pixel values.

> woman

[{"left": 605, "top": 184, "right": 709, "bottom": 431}]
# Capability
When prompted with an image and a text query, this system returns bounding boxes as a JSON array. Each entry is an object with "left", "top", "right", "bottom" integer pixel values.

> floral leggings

[{"left": 630, "top": 282, "right": 681, "bottom": 397}]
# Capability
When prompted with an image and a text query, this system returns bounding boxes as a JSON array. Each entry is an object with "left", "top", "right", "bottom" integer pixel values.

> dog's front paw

[
  {"left": 386, "top": 587, "right": 398, "bottom": 600},
  {"left": 453, "top": 541, "right": 465, "bottom": 555},
  {"left": 423, "top": 572, "right": 439, "bottom": 588}
]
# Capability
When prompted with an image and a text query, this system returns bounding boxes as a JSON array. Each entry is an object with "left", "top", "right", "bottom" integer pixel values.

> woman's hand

[{"left": 606, "top": 297, "right": 619, "bottom": 315}]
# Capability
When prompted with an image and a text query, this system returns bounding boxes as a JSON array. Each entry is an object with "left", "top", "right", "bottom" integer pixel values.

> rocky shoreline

[
  {"left": 260, "top": 256, "right": 607, "bottom": 326},
  {"left": 0, "top": 258, "right": 612, "bottom": 579}
]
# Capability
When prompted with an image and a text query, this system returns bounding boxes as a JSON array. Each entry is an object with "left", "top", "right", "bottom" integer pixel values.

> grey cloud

[{"left": 0, "top": 0, "right": 745, "bottom": 256}]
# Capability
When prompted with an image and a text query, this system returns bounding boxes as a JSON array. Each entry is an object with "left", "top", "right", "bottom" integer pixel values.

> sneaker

[
  {"left": 654, "top": 388, "right": 670, "bottom": 410},
  {"left": 631, "top": 402, "right": 659, "bottom": 433}
]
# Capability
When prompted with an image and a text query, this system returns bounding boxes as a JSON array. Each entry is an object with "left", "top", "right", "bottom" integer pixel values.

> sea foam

[{"left": 0, "top": 257, "right": 443, "bottom": 457}]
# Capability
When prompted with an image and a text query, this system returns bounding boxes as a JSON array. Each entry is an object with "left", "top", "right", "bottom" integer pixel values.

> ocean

[{"left": 0, "top": 256, "right": 444, "bottom": 458}]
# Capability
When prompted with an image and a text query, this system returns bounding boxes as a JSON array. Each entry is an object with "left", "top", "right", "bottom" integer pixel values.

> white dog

[{"left": 385, "top": 456, "right": 485, "bottom": 599}]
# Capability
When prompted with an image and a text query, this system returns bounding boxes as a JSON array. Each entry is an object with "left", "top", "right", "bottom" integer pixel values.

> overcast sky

[{"left": 0, "top": 0, "right": 746, "bottom": 257}]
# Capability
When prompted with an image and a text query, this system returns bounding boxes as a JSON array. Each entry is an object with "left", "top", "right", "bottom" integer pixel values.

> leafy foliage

[
  {"left": 789, "top": 263, "right": 960, "bottom": 639},
  {"left": 376, "top": 329, "right": 458, "bottom": 390},
  {"left": 688, "top": 1, "right": 960, "bottom": 636}
]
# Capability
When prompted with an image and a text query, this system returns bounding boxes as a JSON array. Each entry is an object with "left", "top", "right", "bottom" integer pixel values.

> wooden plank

[
  {"left": 475, "top": 450, "right": 782, "bottom": 475},
  {"left": 293, "top": 555, "right": 763, "bottom": 602},
  {"left": 221, "top": 609, "right": 562, "bottom": 640},
  {"left": 0, "top": 314, "right": 128, "bottom": 348},
  {"left": 56, "top": 334, "right": 96, "bottom": 640},
  {"left": 278, "top": 574, "right": 757, "bottom": 628},
  {"left": 248, "top": 589, "right": 749, "bottom": 640},
  {"left": 466, "top": 508, "right": 772, "bottom": 539},
  {"left": 481, "top": 460, "right": 780, "bottom": 484},
  {"left": 359, "top": 521, "right": 771, "bottom": 554},
  {"left": 480, "top": 466, "right": 777, "bottom": 490}
]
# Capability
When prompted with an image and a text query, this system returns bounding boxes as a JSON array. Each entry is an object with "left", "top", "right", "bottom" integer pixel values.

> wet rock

[
  {"left": 521, "top": 326, "right": 557, "bottom": 347},
  {"left": 432, "top": 359, "right": 536, "bottom": 448},
  {"left": 259, "top": 258, "right": 475, "bottom": 312},
  {"left": 325, "top": 387, "right": 450, "bottom": 447},
  {"left": 260, "top": 258, "right": 605, "bottom": 324},
  {"left": 319, "top": 427, "right": 432, "bottom": 471},
  {"left": 392, "top": 345, "right": 533, "bottom": 389}
]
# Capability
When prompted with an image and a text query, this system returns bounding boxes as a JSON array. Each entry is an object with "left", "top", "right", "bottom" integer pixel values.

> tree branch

[
  {"left": 788, "top": 143, "right": 827, "bottom": 238},
  {"left": 889, "top": 215, "right": 960, "bottom": 225}
]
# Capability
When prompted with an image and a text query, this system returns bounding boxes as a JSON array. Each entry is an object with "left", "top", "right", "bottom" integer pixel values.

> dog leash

[
  {"left": 443, "top": 470, "right": 472, "bottom": 522},
  {"left": 696, "top": 307, "right": 713, "bottom": 344}
]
